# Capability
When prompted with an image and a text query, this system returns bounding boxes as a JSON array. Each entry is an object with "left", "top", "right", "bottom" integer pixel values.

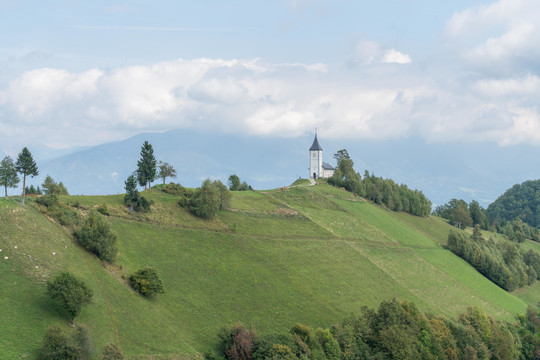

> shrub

[
  {"left": 101, "top": 343, "right": 125, "bottom": 360},
  {"left": 124, "top": 190, "right": 153, "bottom": 213},
  {"left": 188, "top": 179, "right": 230, "bottom": 219},
  {"left": 36, "top": 194, "right": 59, "bottom": 208},
  {"left": 46, "top": 272, "right": 93, "bottom": 320},
  {"left": 75, "top": 211, "right": 118, "bottom": 262},
  {"left": 218, "top": 323, "right": 257, "bottom": 360},
  {"left": 129, "top": 267, "right": 164, "bottom": 296},
  {"left": 40, "top": 326, "right": 82, "bottom": 360},
  {"left": 52, "top": 207, "right": 80, "bottom": 227},
  {"left": 97, "top": 203, "right": 110, "bottom": 216}
]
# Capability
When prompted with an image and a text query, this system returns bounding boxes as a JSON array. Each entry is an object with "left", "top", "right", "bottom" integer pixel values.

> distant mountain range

[{"left": 11, "top": 129, "right": 540, "bottom": 207}]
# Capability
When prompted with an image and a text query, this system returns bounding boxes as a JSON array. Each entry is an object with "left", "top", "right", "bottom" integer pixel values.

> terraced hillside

[{"left": 1, "top": 182, "right": 537, "bottom": 358}]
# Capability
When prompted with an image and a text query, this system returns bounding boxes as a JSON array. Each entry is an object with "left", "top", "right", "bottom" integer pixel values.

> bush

[
  {"left": 188, "top": 179, "right": 230, "bottom": 219},
  {"left": 46, "top": 272, "right": 93, "bottom": 320},
  {"left": 75, "top": 211, "right": 118, "bottom": 262},
  {"left": 40, "top": 326, "right": 82, "bottom": 360},
  {"left": 97, "top": 203, "right": 110, "bottom": 216},
  {"left": 36, "top": 194, "right": 59, "bottom": 208},
  {"left": 218, "top": 323, "right": 257, "bottom": 360},
  {"left": 124, "top": 190, "right": 153, "bottom": 213},
  {"left": 101, "top": 342, "right": 125, "bottom": 360},
  {"left": 52, "top": 207, "right": 80, "bottom": 227},
  {"left": 129, "top": 267, "right": 164, "bottom": 296}
]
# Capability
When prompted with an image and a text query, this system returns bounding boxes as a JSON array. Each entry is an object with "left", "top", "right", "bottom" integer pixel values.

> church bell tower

[{"left": 309, "top": 133, "right": 323, "bottom": 179}]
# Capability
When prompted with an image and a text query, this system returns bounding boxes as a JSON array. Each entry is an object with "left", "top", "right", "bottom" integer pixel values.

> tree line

[
  {"left": 434, "top": 198, "right": 540, "bottom": 243},
  {"left": 327, "top": 149, "right": 431, "bottom": 217},
  {"left": 447, "top": 226, "right": 540, "bottom": 291},
  {"left": 209, "top": 298, "right": 539, "bottom": 360},
  {"left": 487, "top": 179, "right": 540, "bottom": 228}
]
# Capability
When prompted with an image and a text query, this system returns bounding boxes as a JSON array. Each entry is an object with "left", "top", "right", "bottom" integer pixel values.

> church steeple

[
  {"left": 309, "top": 132, "right": 323, "bottom": 179},
  {"left": 309, "top": 134, "right": 323, "bottom": 151}
]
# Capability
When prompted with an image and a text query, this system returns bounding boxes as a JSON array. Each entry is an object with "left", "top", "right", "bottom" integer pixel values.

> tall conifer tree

[
  {"left": 15, "top": 147, "right": 38, "bottom": 205},
  {"left": 136, "top": 141, "right": 157, "bottom": 190},
  {"left": 0, "top": 156, "right": 20, "bottom": 197}
]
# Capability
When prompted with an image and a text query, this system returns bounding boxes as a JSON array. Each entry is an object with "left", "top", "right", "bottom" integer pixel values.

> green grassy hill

[{"left": 1, "top": 182, "right": 538, "bottom": 359}]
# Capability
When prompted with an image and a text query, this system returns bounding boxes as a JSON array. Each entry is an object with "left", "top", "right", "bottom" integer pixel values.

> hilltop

[{"left": 2, "top": 181, "right": 540, "bottom": 358}]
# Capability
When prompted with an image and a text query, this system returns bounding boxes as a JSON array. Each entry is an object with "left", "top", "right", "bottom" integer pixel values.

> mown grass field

[{"left": 1, "top": 182, "right": 538, "bottom": 358}]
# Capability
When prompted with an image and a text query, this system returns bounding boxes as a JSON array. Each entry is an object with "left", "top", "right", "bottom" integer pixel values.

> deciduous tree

[
  {"left": 46, "top": 272, "right": 93, "bottom": 320},
  {"left": 228, "top": 174, "right": 241, "bottom": 191},
  {"left": 158, "top": 161, "right": 177, "bottom": 185},
  {"left": 75, "top": 211, "right": 118, "bottom": 262},
  {"left": 15, "top": 147, "right": 38, "bottom": 205},
  {"left": 0, "top": 156, "right": 19, "bottom": 197}
]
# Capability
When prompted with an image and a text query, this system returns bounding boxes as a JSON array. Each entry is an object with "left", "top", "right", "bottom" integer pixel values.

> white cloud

[
  {"left": 351, "top": 41, "right": 411, "bottom": 65},
  {"left": 3, "top": 46, "right": 540, "bottom": 149},
  {"left": 444, "top": 0, "right": 540, "bottom": 69},
  {"left": 381, "top": 49, "right": 412, "bottom": 64},
  {"left": 473, "top": 74, "right": 540, "bottom": 97}
]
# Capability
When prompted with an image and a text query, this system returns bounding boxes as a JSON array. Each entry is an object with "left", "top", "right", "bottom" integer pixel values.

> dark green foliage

[
  {"left": 124, "top": 174, "right": 137, "bottom": 211},
  {"left": 447, "top": 228, "right": 534, "bottom": 291},
  {"left": 36, "top": 194, "right": 59, "bottom": 208},
  {"left": 97, "top": 203, "right": 110, "bottom": 216},
  {"left": 39, "top": 326, "right": 82, "bottom": 360},
  {"left": 523, "top": 250, "right": 540, "bottom": 280},
  {"left": 75, "top": 211, "right": 118, "bottom": 262},
  {"left": 214, "top": 180, "right": 231, "bottom": 210},
  {"left": 158, "top": 161, "right": 177, "bottom": 185},
  {"left": 215, "top": 299, "right": 530, "bottom": 360},
  {"left": 218, "top": 323, "right": 257, "bottom": 360},
  {"left": 189, "top": 179, "right": 231, "bottom": 219},
  {"left": 129, "top": 267, "right": 164, "bottom": 296},
  {"left": 101, "top": 343, "right": 125, "bottom": 360},
  {"left": 35, "top": 194, "right": 80, "bottom": 227},
  {"left": 488, "top": 179, "right": 540, "bottom": 228},
  {"left": 333, "top": 149, "right": 350, "bottom": 163},
  {"left": 228, "top": 175, "right": 253, "bottom": 191},
  {"left": 328, "top": 153, "right": 431, "bottom": 217},
  {"left": 469, "top": 200, "right": 488, "bottom": 230},
  {"left": 433, "top": 199, "right": 475, "bottom": 229},
  {"left": 159, "top": 182, "right": 194, "bottom": 207},
  {"left": 15, "top": 147, "right": 39, "bottom": 205},
  {"left": 0, "top": 155, "right": 19, "bottom": 197},
  {"left": 46, "top": 272, "right": 93, "bottom": 320},
  {"left": 136, "top": 141, "right": 157, "bottom": 189},
  {"left": 25, "top": 184, "right": 42, "bottom": 195},
  {"left": 228, "top": 174, "right": 241, "bottom": 191},
  {"left": 516, "top": 306, "right": 540, "bottom": 359},
  {"left": 124, "top": 174, "right": 152, "bottom": 212},
  {"left": 42, "top": 175, "right": 69, "bottom": 195}
]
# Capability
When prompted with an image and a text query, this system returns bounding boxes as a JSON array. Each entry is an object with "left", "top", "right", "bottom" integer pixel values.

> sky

[{"left": 1, "top": 0, "right": 540, "bottom": 155}]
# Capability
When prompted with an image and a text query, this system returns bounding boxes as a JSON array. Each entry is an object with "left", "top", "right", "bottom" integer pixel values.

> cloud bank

[{"left": 2, "top": 0, "right": 540, "bottom": 151}]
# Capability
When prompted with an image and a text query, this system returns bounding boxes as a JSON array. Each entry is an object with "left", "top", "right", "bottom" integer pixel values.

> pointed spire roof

[{"left": 309, "top": 134, "right": 323, "bottom": 151}]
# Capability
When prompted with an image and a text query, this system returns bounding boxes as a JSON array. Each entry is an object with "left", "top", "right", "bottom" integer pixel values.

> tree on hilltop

[
  {"left": 228, "top": 174, "right": 241, "bottom": 191},
  {"left": 124, "top": 173, "right": 152, "bottom": 212},
  {"left": 15, "top": 147, "right": 38, "bottom": 205},
  {"left": 137, "top": 141, "right": 157, "bottom": 190},
  {"left": 333, "top": 149, "right": 350, "bottom": 164},
  {"left": 158, "top": 161, "right": 177, "bottom": 185},
  {"left": 0, "top": 156, "right": 19, "bottom": 197},
  {"left": 42, "top": 175, "right": 69, "bottom": 195}
]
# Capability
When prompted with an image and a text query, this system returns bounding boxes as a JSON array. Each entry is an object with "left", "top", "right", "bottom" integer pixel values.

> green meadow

[{"left": 1, "top": 182, "right": 538, "bottom": 358}]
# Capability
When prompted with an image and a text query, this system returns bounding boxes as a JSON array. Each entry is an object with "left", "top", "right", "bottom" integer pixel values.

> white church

[{"left": 309, "top": 134, "right": 335, "bottom": 179}]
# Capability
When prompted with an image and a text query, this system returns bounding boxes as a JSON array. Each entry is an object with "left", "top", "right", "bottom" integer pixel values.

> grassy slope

[{"left": 0, "top": 183, "right": 537, "bottom": 358}]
